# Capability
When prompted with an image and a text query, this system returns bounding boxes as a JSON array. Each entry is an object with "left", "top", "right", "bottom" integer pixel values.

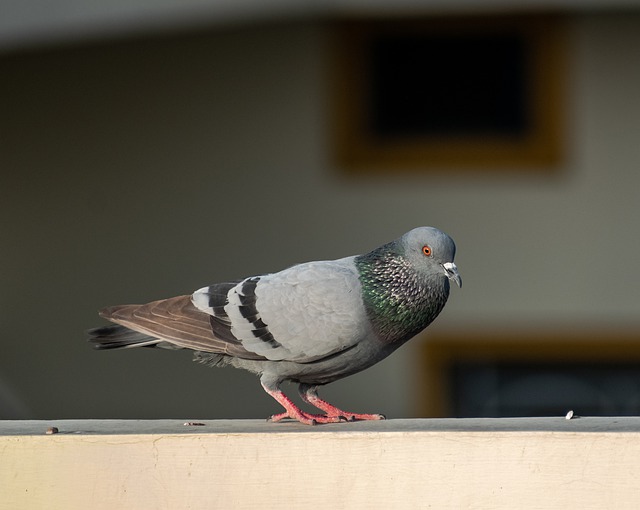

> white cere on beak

[{"left": 442, "top": 262, "right": 462, "bottom": 288}]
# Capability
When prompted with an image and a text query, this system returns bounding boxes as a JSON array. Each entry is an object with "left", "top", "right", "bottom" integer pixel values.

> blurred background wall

[{"left": 2, "top": 1, "right": 640, "bottom": 420}]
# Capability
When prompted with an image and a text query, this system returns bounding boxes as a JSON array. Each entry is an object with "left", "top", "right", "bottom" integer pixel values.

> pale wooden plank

[{"left": 2, "top": 418, "right": 640, "bottom": 509}]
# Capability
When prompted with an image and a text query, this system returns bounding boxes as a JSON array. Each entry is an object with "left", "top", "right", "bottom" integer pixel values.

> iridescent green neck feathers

[{"left": 355, "top": 243, "right": 449, "bottom": 345}]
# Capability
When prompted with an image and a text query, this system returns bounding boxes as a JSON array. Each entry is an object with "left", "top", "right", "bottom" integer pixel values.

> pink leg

[
  {"left": 299, "top": 384, "right": 386, "bottom": 422},
  {"left": 261, "top": 382, "right": 344, "bottom": 425}
]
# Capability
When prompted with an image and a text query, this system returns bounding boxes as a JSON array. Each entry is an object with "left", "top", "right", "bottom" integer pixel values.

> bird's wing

[
  {"left": 97, "top": 294, "right": 267, "bottom": 360},
  {"left": 192, "top": 257, "right": 369, "bottom": 363}
]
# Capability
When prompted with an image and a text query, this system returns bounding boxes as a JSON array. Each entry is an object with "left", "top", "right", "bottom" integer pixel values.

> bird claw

[
  {"left": 266, "top": 413, "right": 287, "bottom": 423},
  {"left": 264, "top": 383, "right": 385, "bottom": 425},
  {"left": 267, "top": 411, "right": 345, "bottom": 425},
  {"left": 338, "top": 412, "right": 386, "bottom": 422},
  {"left": 267, "top": 411, "right": 385, "bottom": 425}
]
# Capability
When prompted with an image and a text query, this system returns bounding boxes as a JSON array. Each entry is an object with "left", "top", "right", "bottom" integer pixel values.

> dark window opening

[{"left": 369, "top": 33, "right": 530, "bottom": 139}]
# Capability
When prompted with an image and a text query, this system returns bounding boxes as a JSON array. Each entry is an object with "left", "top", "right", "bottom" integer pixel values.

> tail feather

[
  {"left": 87, "top": 324, "right": 172, "bottom": 350},
  {"left": 88, "top": 295, "right": 265, "bottom": 360}
]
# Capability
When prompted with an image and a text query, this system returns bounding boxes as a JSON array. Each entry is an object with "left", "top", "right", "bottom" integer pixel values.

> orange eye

[{"left": 422, "top": 245, "right": 432, "bottom": 257}]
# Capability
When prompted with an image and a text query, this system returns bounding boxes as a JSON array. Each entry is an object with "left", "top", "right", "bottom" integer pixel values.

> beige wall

[{"left": 2, "top": 13, "right": 640, "bottom": 420}]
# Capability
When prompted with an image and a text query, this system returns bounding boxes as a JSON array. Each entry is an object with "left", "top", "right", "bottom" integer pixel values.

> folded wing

[{"left": 192, "top": 258, "right": 368, "bottom": 363}]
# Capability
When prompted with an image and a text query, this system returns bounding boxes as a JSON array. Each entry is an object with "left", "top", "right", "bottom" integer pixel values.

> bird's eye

[{"left": 422, "top": 245, "right": 432, "bottom": 257}]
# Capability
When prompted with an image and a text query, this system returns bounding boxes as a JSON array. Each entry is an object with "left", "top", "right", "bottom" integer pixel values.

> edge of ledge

[{"left": 3, "top": 416, "right": 640, "bottom": 436}]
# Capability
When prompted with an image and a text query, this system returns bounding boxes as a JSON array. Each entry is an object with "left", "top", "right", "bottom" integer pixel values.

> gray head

[
  {"left": 397, "top": 227, "right": 462, "bottom": 288},
  {"left": 355, "top": 227, "right": 461, "bottom": 345}
]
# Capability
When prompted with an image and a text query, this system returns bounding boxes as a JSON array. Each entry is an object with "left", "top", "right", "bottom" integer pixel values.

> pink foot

[
  {"left": 267, "top": 410, "right": 345, "bottom": 425},
  {"left": 300, "top": 385, "right": 386, "bottom": 422},
  {"left": 262, "top": 383, "right": 345, "bottom": 425}
]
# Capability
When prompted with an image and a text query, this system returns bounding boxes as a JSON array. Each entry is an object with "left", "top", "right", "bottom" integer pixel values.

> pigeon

[{"left": 88, "top": 227, "right": 461, "bottom": 425}]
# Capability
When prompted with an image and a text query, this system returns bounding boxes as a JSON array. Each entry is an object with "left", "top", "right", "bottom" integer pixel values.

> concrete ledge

[{"left": 3, "top": 417, "right": 640, "bottom": 509}]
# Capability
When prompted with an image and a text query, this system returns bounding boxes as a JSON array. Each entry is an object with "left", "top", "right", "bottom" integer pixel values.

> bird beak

[{"left": 442, "top": 262, "right": 462, "bottom": 288}]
